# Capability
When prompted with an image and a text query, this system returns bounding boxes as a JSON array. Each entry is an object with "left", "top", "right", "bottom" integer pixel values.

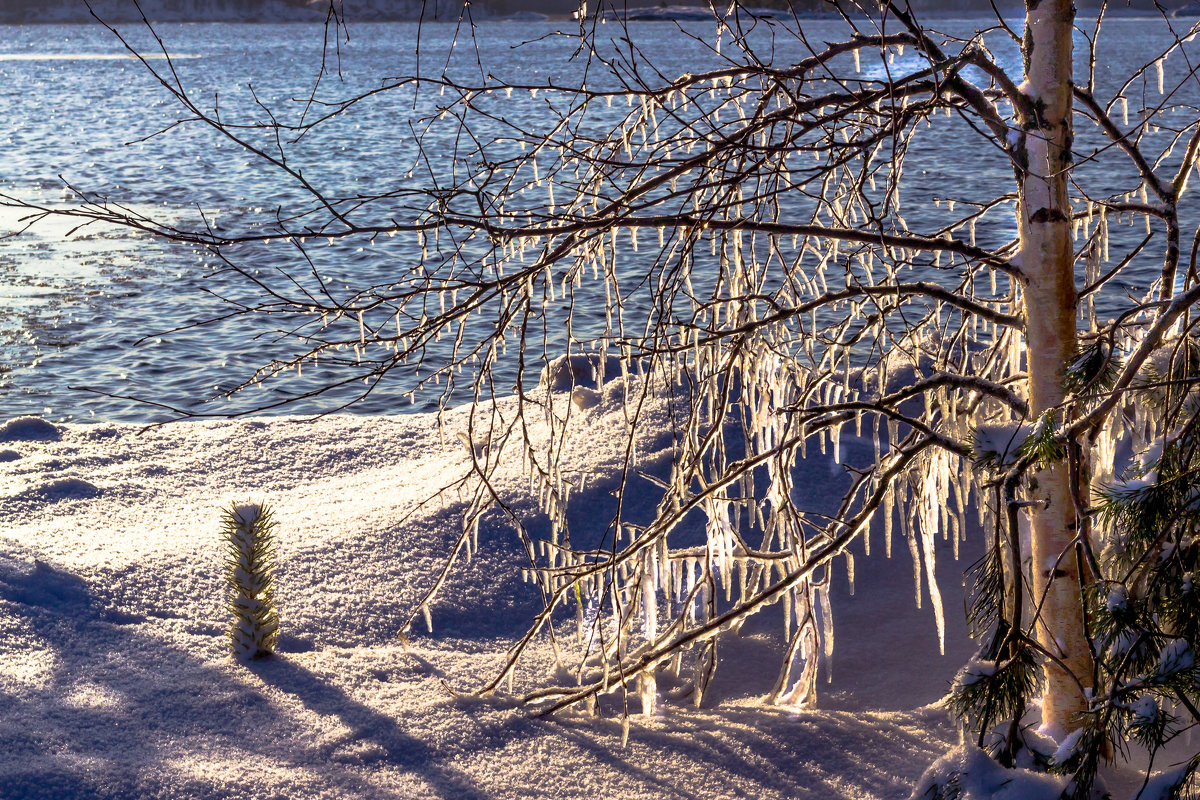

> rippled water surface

[{"left": 0, "top": 17, "right": 1191, "bottom": 422}]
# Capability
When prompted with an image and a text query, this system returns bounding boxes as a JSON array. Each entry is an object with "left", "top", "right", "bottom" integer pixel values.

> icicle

[
  {"left": 642, "top": 564, "right": 658, "bottom": 644},
  {"left": 782, "top": 586, "right": 793, "bottom": 641},
  {"left": 952, "top": 476, "right": 967, "bottom": 561},
  {"left": 907, "top": 502, "right": 922, "bottom": 608},
  {"left": 922, "top": 519, "right": 947, "bottom": 655},
  {"left": 818, "top": 584, "right": 834, "bottom": 663},
  {"left": 640, "top": 671, "right": 657, "bottom": 717},
  {"left": 883, "top": 483, "right": 894, "bottom": 558}
]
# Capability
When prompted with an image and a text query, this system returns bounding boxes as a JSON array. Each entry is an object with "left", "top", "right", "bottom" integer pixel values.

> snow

[
  {"left": 1156, "top": 638, "right": 1194, "bottom": 676},
  {"left": 1137, "top": 762, "right": 1200, "bottom": 800},
  {"left": 538, "top": 352, "right": 624, "bottom": 392},
  {"left": 1, "top": 397, "right": 971, "bottom": 799},
  {"left": 3, "top": 386, "right": 1191, "bottom": 797},
  {"left": 18, "top": 476, "right": 101, "bottom": 502},
  {"left": 1106, "top": 585, "right": 1129, "bottom": 614},
  {"left": 971, "top": 422, "right": 1030, "bottom": 468},
  {"left": 1050, "top": 727, "right": 1085, "bottom": 766},
  {"left": 1129, "top": 694, "right": 1159, "bottom": 726},
  {"left": 910, "top": 746, "right": 1065, "bottom": 800},
  {"left": 0, "top": 416, "right": 62, "bottom": 443},
  {"left": 952, "top": 658, "right": 997, "bottom": 689},
  {"left": 231, "top": 502, "right": 267, "bottom": 527}
]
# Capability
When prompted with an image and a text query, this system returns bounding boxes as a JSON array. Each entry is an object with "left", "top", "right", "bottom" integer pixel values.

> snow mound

[
  {"left": 571, "top": 386, "right": 602, "bottom": 410},
  {"left": 910, "top": 746, "right": 1065, "bottom": 800},
  {"left": 0, "top": 416, "right": 62, "bottom": 443},
  {"left": 24, "top": 477, "right": 101, "bottom": 502},
  {"left": 0, "top": 449, "right": 20, "bottom": 462},
  {"left": 539, "top": 353, "right": 626, "bottom": 391}
]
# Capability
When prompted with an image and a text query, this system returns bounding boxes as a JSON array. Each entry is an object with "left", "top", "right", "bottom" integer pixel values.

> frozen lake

[{"left": 0, "top": 16, "right": 1188, "bottom": 421}]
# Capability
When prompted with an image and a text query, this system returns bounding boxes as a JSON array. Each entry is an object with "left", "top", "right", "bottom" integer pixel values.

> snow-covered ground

[{"left": 1, "top": 388, "right": 986, "bottom": 800}]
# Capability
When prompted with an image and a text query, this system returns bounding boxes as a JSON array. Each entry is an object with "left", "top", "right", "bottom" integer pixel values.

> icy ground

[{"left": 0, "top": 392, "right": 978, "bottom": 800}]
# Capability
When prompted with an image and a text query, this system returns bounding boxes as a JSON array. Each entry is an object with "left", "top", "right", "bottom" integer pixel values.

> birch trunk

[{"left": 1018, "top": 0, "right": 1094, "bottom": 738}]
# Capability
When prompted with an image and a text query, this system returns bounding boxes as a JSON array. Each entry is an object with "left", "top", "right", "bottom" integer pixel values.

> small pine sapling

[{"left": 222, "top": 501, "right": 280, "bottom": 660}]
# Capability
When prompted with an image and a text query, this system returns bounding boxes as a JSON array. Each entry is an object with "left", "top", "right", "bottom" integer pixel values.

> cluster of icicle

[
  {"left": 498, "top": 224, "right": 1031, "bottom": 714},
  {"left": 389, "top": 27, "right": 1191, "bottom": 721},
  {"left": 442, "top": 51, "right": 1019, "bottom": 712}
]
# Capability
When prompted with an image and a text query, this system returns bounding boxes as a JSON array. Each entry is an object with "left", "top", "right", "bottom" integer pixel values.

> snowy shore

[{"left": 0, "top": 386, "right": 985, "bottom": 799}]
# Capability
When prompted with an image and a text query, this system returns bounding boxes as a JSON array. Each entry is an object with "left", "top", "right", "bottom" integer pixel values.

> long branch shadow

[{"left": 250, "top": 656, "right": 493, "bottom": 800}]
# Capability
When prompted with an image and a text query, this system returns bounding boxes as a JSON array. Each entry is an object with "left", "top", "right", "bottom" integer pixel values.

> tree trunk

[{"left": 1018, "top": 0, "right": 1094, "bottom": 739}]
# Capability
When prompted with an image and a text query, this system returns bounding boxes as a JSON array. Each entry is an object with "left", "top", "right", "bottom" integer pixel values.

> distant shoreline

[{"left": 0, "top": 7, "right": 1186, "bottom": 25}]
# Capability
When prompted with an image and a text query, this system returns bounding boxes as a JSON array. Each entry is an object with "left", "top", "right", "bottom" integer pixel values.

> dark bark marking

[{"left": 1030, "top": 207, "right": 1069, "bottom": 224}]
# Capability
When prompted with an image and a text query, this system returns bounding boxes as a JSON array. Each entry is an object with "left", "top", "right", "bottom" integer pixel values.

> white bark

[{"left": 1018, "top": 0, "right": 1093, "bottom": 737}]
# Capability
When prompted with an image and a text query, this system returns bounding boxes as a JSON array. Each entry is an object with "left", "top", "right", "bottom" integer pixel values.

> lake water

[{"left": 0, "top": 16, "right": 1191, "bottom": 422}]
